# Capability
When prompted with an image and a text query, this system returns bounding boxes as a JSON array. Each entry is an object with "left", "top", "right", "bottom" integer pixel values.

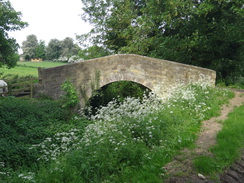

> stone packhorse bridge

[{"left": 36, "top": 54, "right": 216, "bottom": 106}]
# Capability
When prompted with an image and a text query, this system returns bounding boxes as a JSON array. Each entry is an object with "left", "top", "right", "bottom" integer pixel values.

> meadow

[{"left": 0, "top": 61, "right": 67, "bottom": 78}]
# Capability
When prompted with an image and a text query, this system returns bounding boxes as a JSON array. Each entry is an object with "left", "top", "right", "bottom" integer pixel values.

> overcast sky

[{"left": 8, "top": 0, "right": 92, "bottom": 51}]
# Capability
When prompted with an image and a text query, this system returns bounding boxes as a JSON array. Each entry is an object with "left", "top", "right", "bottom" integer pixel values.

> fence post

[{"left": 30, "top": 83, "right": 33, "bottom": 98}]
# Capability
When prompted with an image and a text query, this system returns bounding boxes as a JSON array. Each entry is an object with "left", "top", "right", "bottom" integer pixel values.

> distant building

[{"left": 31, "top": 58, "right": 43, "bottom": 62}]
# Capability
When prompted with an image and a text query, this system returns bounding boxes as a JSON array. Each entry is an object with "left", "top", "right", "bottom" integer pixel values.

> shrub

[
  {"left": 61, "top": 80, "right": 79, "bottom": 111},
  {"left": 0, "top": 98, "right": 66, "bottom": 169}
]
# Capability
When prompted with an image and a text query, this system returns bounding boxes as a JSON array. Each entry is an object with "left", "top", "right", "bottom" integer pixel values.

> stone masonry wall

[{"left": 35, "top": 54, "right": 216, "bottom": 106}]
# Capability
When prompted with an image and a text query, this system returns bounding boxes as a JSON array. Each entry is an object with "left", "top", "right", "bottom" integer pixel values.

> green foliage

[
  {"left": 35, "top": 40, "right": 46, "bottom": 60},
  {"left": 158, "top": 0, "right": 244, "bottom": 83},
  {"left": 22, "top": 34, "right": 39, "bottom": 61},
  {"left": 80, "top": 0, "right": 244, "bottom": 84},
  {"left": 60, "top": 37, "right": 80, "bottom": 59},
  {"left": 61, "top": 80, "right": 79, "bottom": 110},
  {"left": 1, "top": 73, "right": 36, "bottom": 81},
  {"left": 17, "top": 85, "right": 231, "bottom": 183},
  {"left": 86, "top": 81, "right": 150, "bottom": 115},
  {"left": 194, "top": 104, "right": 244, "bottom": 175},
  {"left": 0, "top": 98, "right": 66, "bottom": 169},
  {"left": 78, "top": 45, "right": 111, "bottom": 60},
  {"left": 0, "top": 85, "right": 235, "bottom": 182},
  {"left": 46, "top": 39, "right": 62, "bottom": 60},
  {"left": 0, "top": 0, "right": 28, "bottom": 68},
  {"left": 45, "top": 37, "right": 80, "bottom": 61},
  {"left": 21, "top": 36, "right": 81, "bottom": 62},
  {"left": 103, "top": 81, "right": 149, "bottom": 101}
]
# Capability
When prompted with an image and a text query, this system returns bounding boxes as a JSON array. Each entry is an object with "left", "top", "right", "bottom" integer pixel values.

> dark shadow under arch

[{"left": 85, "top": 80, "right": 151, "bottom": 115}]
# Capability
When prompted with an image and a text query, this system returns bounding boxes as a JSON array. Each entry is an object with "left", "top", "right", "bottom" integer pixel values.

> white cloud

[{"left": 8, "top": 0, "right": 92, "bottom": 51}]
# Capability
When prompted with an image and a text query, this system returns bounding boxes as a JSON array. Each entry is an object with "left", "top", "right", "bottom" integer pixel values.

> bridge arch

[
  {"left": 36, "top": 54, "right": 216, "bottom": 106},
  {"left": 98, "top": 79, "right": 152, "bottom": 94},
  {"left": 86, "top": 80, "right": 151, "bottom": 113}
]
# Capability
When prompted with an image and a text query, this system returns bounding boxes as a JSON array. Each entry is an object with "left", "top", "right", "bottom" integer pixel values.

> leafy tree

[
  {"left": 46, "top": 38, "right": 81, "bottom": 61},
  {"left": 80, "top": 0, "right": 244, "bottom": 82},
  {"left": 78, "top": 45, "right": 111, "bottom": 60},
  {"left": 0, "top": 0, "right": 28, "bottom": 68},
  {"left": 22, "top": 34, "right": 38, "bottom": 61},
  {"left": 35, "top": 40, "right": 46, "bottom": 60},
  {"left": 61, "top": 37, "right": 80, "bottom": 59},
  {"left": 156, "top": 0, "right": 244, "bottom": 82},
  {"left": 22, "top": 35, "right": 46, "bottom": 60},
  {"left": 46, "top": 39, "right": 62, "bottom": 60}
]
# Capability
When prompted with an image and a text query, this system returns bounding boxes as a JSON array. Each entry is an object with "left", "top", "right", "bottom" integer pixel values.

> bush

[
  {"left": 61, "top": 80, "right": 79, "bottom": 112},
  {"left": 0, "top": 98, "right": 66, "bottom": 169}
]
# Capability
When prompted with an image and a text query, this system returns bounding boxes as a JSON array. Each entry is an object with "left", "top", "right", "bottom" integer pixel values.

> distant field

[
  {"left": 0, "top": 61, "right": 67, "bottom": 78},
  {"left": 17, "top": 61, "right": 67, "bottom": 68}
]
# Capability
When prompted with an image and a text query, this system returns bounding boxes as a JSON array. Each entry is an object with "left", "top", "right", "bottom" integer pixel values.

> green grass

[
  {"left": 0, "top": 85, "right": 235, "bottom": 183},
  {"left": 194, "top": 104, "right": 244, "bottom": 175},
  {"left": 1, "top": 66, "right": 38, "bottom": 77},
  {"left": 17, "top": 61, "right": 67, "bottom": 68},
  {"left": 0, "top": 61, "right": 67, "bottom": 78}
]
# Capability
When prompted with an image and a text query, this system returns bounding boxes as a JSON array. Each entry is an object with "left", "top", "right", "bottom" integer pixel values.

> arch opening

[{"left": 84, "top": 80, "right": 151, "bottom": 116}]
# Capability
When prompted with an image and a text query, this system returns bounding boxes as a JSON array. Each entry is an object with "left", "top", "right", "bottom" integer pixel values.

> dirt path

[{"left": 164, "top": 91, "right": 244, "bottom": 183}]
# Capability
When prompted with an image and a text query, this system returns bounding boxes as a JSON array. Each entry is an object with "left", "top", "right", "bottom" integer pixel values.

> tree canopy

[
  {"left": 45, "top": 39, "right": 61, "bottom": 60},
  {"left": 21, "top": 36, "right": 80, "bottom": 61},
  {"left": 22, "top": 34, "right": 46, "bottom": 60},
  {"left": 22, "top": 34, "right": 38, "bottom": 60},
  {"left": 80, "top": 0, "right": 244, "bottom": 82},
  {"left": 46, "top": 37, "right": 80, "bottom": 61},
  {"left": 60, "top": 37, "right": 80, "bottom": 59},
  {"left": 0, "top": 0, "right": 28, "bottom": 68},
  {"left": 78, "top": 45, "right": 111, "bottom": 60}
]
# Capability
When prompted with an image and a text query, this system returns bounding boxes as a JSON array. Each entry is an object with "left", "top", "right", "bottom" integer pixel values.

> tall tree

[
  {"left": 0, "top": 0, "right": 28, "bottom": 68},
  {"left": 46, "top": 39, "right": 62, "bottom": 60},
  {"left": 80, "top": 0, "right": 244, "bottom": 82},
  {"left": 61, "top": 37, "right": 80, "bottom": 59},
  {"left": 22, "top": 34, "right": 38, "bottom": 61},
  {"left": 156, "top": 0, "right": 244, "bottom": 81},
  {"left": 35, "top": 40, "right": 46, "bottom": 60}
]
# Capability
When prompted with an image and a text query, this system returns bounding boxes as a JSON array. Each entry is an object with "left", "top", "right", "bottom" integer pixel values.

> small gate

[{"left": 3, "top": 78, "right": 38, "bottom": 98}]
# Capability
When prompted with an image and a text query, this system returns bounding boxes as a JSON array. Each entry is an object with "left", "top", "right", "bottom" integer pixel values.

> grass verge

[{"left": 194, "top": 104, "right": 244, "bottom": 175}]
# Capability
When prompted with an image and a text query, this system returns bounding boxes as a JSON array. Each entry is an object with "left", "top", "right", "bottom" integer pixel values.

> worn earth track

[{"left": 164, "top": 91, "right": 244, "bottom": 183}]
